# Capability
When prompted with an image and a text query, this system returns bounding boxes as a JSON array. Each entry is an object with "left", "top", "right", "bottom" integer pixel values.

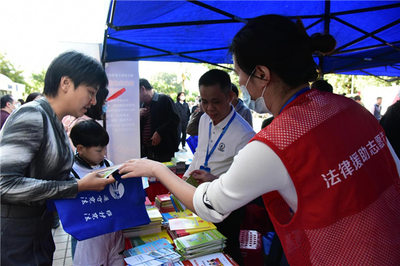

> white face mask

[
  {"left": 180, "top": 96, "right": 185, "bottom": 101},
  {"left": 240, "top": 70, "right": 272, "bottom": 114}
]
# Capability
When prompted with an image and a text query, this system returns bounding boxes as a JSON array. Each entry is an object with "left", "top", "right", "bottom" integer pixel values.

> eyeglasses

[
  {"left": 252, "top": 75, "right": 267, "bottom": 81},
  {"left": 249, "top": 68, "right": 267, "bottom": 81}
]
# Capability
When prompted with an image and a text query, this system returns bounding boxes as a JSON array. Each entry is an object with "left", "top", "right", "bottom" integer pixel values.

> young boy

[{"left": 69, "top": 119, "right": 125, "bottom": 266}]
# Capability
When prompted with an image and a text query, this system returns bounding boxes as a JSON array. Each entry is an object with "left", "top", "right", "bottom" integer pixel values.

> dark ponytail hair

[{"left": 229, "top": 15, "right": 336, "bottom": 88}]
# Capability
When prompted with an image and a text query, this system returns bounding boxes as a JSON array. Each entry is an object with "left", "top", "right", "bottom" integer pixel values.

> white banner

[{"left": 105, "top": 61, "right": 140, "bottom": 164}]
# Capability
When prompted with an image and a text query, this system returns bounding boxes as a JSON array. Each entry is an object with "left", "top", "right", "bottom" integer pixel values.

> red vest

[{"left": 252, "top": 89, "right": 400, "bottom": 265}]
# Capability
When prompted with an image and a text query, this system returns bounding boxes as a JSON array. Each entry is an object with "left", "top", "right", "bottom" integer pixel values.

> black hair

[
  {"left": 139, "top": 78, "right": 153, "bottom": 90},
  {"left": 177, "top": 92, "right": 186, "bottom": 102},
  {"left": 18, "top": 99, "right": 25, "bottom": 105},
  {"left": 354, "top": 95, "right": 361, "bottom": 101},
  {"left": 70, "top": 119, "right": 109, "bottom": 148},
  {"left": 231, "top": 83, "right": 239, "bottom": 97},
  {"left": 198, "top": 69, "right": 231, "bottom": 96},
  {"left": 44, "top": 51, "right": 108, "bottom": 98},
  {"left": 25, "top": 92, "right": 43, "bottom": 103},
  {"left": 1, "top": 95, "right": 14, "bottom": 108},
  {"left": 85, "top": 87, "right": 109, "bottom": 120},
  {"left": 377, "top": 97, "right": 382, "bottom": 100},
  {"left": 229, "top": 15, "right": 336, "bottom": 88},
  {"left": 310, "top": 79, "right": 333, "bottom": 93}
]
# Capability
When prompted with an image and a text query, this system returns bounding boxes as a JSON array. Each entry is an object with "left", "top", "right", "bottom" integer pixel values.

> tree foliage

[
  {"left": 0, "top": 53, "right": 46, "bottom": 96},
  {"left": 0, "top": 53, "right": 26, "bottom": 85},
  {"left": 325, "top": 74, "right": 400, "bottom": 95},
  {"left": 29, "top": 69, "right": 46, "bottom": 93},
  {"left": 149, "top": 72, "right": 192, "bottom": 102}
]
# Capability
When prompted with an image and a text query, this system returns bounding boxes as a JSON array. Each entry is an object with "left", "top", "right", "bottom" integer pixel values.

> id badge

[{"left": 199, "top": 165, "right": 211, "bottom": 173}]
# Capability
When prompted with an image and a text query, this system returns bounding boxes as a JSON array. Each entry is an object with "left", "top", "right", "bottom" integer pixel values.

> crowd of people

[{"left": 1, "top": 14, "right": 399, "bottom": 266}]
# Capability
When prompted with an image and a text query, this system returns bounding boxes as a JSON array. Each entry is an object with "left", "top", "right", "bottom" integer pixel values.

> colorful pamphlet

[
  {"left": 161, "top": 209, "right": 195, "bottom": 221},
  {"left": 93, "top": 164, "right": 123, "bottom": 178},
  {"left": 124, "top": 248, "right": 181, "bottom": 266},
  {"left": 123, "top": 239, "right": 174, "bottom": 257},
  {"left": 130, "top": 229, "right": 174, "bottom": 246}
]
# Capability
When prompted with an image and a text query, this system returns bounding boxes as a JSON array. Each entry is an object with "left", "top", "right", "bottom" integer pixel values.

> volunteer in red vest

[{"left": 119, "top": 14, "right": 400, "bottom": 265}]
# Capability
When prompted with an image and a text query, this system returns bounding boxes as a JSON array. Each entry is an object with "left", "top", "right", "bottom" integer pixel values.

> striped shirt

[
  {"left": 141, "top": 104, "right": 152, "bottom": 146},
  {"left": 0, "top": 97, "right": 78, "bottom": 206}
]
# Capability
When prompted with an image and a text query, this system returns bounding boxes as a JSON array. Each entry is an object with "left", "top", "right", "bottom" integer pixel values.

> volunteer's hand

[
  {"left": 77, "top": 172, "right": 115, "bottom": 192},
  {"left": 190, "top": 170, "right": 218, "bottom": 184},
  {"left": 118, "top": 158, "right": 165, "bottom": 179}
]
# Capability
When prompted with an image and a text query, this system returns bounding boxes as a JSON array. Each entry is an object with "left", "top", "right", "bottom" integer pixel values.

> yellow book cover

[
  {"left": 169, "top": 217, "right": 211, "bottom": 231},
  {"left": 146, "top": 205, "right": 163, "bottom": 222},
  {"left": 130, "top": 229, "right": 174, "bottom": 247},
  {"left": 185, "top": 222, "right": 216, "bottom": 234}
]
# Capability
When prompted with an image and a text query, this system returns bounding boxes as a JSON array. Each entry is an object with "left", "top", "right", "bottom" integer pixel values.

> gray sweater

[{"left": 0, "top": 97, "right": 78, "bottom": 206}]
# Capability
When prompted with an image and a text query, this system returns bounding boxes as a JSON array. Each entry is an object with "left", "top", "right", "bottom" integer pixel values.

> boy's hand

[{"left": 77, "top": 172, "right": 115, "bottom": 192}]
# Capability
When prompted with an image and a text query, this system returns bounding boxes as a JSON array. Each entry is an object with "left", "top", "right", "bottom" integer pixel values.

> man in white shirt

[{"left": 184, "top": 69, "right": 255, "bottom": 265}]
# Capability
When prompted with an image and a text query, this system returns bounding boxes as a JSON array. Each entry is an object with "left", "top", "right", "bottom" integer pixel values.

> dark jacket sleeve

[
  {"left": 186, "top": 111, "right": 204, "bottom": 136},
  {"left": 186, "top": 103, "right": 191, "bottom": 123},
  {"left": 155, "top": 95, "right": 180, "bottom": 137}
]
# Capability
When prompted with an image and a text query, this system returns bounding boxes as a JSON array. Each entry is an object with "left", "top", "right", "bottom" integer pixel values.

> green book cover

[
  {"left": 185, "top": 175, "right": 199, "bottom": 188},
  {"left": 176, "top": 242, "right": 226, "bottom": 255},
  {"left": 174, "top": 229, "right": 227, "bottom": 251}
]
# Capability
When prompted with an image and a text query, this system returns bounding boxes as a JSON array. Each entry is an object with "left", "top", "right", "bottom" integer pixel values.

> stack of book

[
  {"left": 155, "top": 194, "right": 175, "bottom": 213},
  {"left": 123, "top": 205, "right": 163, "bottom": 238},
  {"left": 166, "top": 214, "right": 216, "bottom": 239},
  {"left": 174, "top": 229, "right": 227, "bottom": 260},
  {"left": 171, "top": 157, "right": 186, "bottom": 174},
  {"left": 180, "top": 252, "right": 239, "bottom": 266}
]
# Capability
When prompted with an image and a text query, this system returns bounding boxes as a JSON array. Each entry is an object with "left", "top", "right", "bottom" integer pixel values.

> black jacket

[
  {"left": 175, "top": 101, "right": 191, "bottom": 124},
  {"left": 140, "top": 92, "right": 180, "bottom": 156},
  {"left": 380, "top": 100, "right": 400, "bottom": 159}
]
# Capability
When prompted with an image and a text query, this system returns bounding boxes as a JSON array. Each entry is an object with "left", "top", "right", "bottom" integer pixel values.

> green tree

[
  {"left": 325, "top": 74, "right": 400, "bottom": 95},
  {"left": 29, "top": 69, "right": 46, "bottom": 93},
  {"left": 0, "top": 53, "right": 36, "bottom": 96},
  {"left": 0, "top": 53, "right": 26, "bottom": 84},
  {"left": 150, "top": 72, "right": 186, "bottom": 101}
]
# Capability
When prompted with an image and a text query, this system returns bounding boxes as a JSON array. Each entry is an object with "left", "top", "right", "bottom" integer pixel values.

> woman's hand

[
  {"left": 118, "top": 158, "right": 165, "bottom": 179},
  {"left": 190, "top": 169, "right": 218, "bottom": 184},
  {"left": 77, "top": 172, "right": 115, "bottom": 192}
]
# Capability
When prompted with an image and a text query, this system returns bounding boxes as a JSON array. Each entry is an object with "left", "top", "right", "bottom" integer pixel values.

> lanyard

[
  {"left": 204, "top": 112, "right": 236, "bottom": 167},
  {"left": 279, "top": 87, "right": 310, "bottom": 114}
]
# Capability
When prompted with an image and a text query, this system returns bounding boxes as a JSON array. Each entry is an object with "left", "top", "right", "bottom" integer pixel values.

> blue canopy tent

[{"left": 101, "top": 1, "right": 400, "bottom": 81}]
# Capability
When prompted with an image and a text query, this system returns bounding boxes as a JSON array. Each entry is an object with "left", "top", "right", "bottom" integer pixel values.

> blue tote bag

[
  {"left": 54, "top": 173, "right": 150, "bottom": 241},
  {"left": 186, "top": 135, "right": 198, "bottom": 154}
]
